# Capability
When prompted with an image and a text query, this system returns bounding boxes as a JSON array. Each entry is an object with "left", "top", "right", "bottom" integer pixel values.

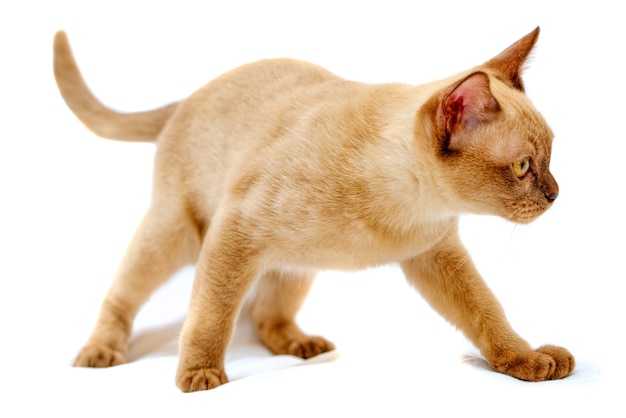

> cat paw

[
  {"left": 286, "top": 336, "right": 336, "bottom": 359},
  {"left": 257, "top": 321, "right": 336, "bottom": 359},
  {"left": 535, "top": 345, "right": 576, "bottom": 379},
  {"left": 74, "top": 345, "right": 125, "bottom": 368},
  {"left": 176, "top": 368, "right": 228, "bottom": 392},
  {"left": 492, "top": 345, "right": 575, "bottom": 381}
]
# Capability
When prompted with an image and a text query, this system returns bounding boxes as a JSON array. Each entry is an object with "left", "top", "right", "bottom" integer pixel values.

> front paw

[
  {"left": 492, "top": 345, "right": 575, "bottom": 381},
  {"left": 176, "top": 367, "right": 228, "bottom": 392},
  {"left": 74, "top": 344, "right": 125, "bottom": 367},
  {"left": 535, "top": 345, "right": 576, "bottom": 380},
  {"left": 286, "top": 336, "right": 336, "bottom": 359}
]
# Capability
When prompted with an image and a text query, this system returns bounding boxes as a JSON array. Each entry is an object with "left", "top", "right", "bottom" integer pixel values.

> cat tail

[{"left": 53, "top": 31, "right": 179, "bottom": 142}]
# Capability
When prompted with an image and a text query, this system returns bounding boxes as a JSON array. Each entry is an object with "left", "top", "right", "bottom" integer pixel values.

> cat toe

[
  {"left": 287, "top": 336, "right": 336, "bottom": 359},
  {"left": 74, "top": 345, "right": 125, "bottom": 368},
  {"left": 176, "top": 368, "right": 228, "bottom": 393},
  {"left": 536, "top": 345, "right": 575, "bottom": 379},
  {"left": 492, "top": 345, "right": 574, "bottom": 381}
]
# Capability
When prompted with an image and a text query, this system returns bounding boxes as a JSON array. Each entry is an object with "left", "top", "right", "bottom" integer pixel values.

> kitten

[{"left": 54, "top": 27, "right": 574, "bottom": 392}]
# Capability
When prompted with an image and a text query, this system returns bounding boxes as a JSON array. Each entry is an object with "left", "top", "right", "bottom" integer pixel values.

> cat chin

[
  {"left": 475, "top": 205, "right": 547, "bottom": 225},
  {"left": 505, "top": 212, "right": 544, "bottom": 225},
  {"left": 510, "top": 217, "right": 538, "bottom": 225},
  {"left": 464, "top": 207, "right": 544, "bottom": 225}
]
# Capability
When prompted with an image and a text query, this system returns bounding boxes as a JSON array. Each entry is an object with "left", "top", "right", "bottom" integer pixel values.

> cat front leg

[
  {"left": 176, "top": 222, "right": 263, "bottom": 392},
  {"left": 400, "top": 221, "right": 574, "bottom": 381},
  {"left": 251, "top": 269, "right": 335, "bottom": 358}
]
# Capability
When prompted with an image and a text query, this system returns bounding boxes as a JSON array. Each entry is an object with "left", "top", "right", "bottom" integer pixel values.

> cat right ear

[
  {"left": 484, "top": 27, "right": 540, "bottom": 91},
  {"left": 441, "top": 72, "right": 500, "bottom": 152}
]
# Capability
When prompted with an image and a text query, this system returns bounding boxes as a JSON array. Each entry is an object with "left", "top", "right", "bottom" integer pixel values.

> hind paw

[{"left": 74, "top": 344, "right": 125, "bottom": 368}]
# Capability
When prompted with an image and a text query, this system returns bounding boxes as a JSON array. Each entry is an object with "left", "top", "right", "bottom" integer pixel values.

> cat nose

[
  {"left": 541, "top": 172, "right": 558, "bottom": 203},
  {"left": 544, "top": 191, "right": 558, "bottom": 203}
]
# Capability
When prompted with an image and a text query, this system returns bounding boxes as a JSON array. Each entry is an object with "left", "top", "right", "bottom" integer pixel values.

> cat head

[{"left": 421, "top": 27, "right": 558, "bottom": 224}]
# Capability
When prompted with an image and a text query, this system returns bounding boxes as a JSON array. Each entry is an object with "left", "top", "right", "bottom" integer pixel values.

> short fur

[{"left": 54, "top": 28, "right": 574, "bottom": 392}]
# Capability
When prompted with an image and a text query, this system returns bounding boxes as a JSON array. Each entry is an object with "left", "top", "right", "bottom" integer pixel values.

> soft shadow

[
  {"left": 126, "top": 300, "right": 264, "bottom": 362},
  {"left": 459, "top": 353, "right": 494, "bottom": 372},
  {"left": 127, "top": 319, "right": 184, "bottom": 362}
]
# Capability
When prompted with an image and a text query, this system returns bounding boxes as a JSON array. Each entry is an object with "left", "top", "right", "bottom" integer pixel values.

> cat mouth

[
  {"left": 510, "top": 214, "right": 541, "bottom": 224},
  {"left": 505, "top": 204, "right": 551, "bottom": 224}
]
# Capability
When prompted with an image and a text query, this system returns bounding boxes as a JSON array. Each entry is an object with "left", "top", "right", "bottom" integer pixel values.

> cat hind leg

[{"left": 74, "top": 206, "right": 199, "bottom": 368}]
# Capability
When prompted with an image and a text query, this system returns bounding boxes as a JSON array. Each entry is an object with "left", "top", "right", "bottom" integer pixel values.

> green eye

[{"left": 513, "top": 157, "right": 530, "bottom": 177}]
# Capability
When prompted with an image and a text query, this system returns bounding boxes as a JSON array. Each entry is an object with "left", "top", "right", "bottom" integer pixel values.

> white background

[{"left": 1, "top": 1, "right": 624, "bottom": 416}]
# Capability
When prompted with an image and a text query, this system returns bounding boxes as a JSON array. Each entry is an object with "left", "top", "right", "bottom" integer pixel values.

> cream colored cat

[{"left": 54, "top": 27, "right": 574, "bottom": 392}]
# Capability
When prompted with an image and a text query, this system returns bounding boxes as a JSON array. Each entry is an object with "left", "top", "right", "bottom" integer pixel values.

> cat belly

[{"left": 266, "top": 218, "right": 456, "bottom": 272}]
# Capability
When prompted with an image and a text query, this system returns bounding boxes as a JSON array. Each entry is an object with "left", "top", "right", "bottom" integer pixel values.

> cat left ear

[
  {"left": 484, "top": 27, "right": 540, "bottom": 91},
  {"left": 441, "top": 72, "right": 499, "bottom": 152}
]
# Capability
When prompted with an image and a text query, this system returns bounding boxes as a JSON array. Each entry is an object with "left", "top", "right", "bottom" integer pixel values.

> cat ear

[
  {"left": 442, "top": 72, "right": 499, "bottom": 152},
  {"left": 484, "top": 27, "right": 540, "bottom": 91}
]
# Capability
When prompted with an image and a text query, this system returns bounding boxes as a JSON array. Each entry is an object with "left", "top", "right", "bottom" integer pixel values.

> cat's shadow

[
  {"left": 125, "top": 301, "right": 491, "bottom": 376},
  {"left": 126, "top": 302, "right": 266, "bottom": 363},
  {"left": 126, "top": 319, "right": 183, "bottom": 362},
  {"left": 460, "top": 353, "right": 495, "bottom": 373}
]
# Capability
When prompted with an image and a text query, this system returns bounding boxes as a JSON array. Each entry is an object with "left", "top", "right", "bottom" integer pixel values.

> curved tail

[{"left": 53, "top": 31, "right": 179, "bottom": 142}]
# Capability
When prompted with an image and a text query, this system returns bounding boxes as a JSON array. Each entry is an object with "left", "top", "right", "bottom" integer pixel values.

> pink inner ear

[
  {"left": 443, "top": 72, "right": 499, "bottom": 151},
  {"left": 444, "top": 92, "right": 464, "bottom": 133}
]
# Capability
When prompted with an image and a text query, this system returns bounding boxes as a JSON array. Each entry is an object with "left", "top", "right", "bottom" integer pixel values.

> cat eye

[{"left": 512, "top": 157, "right": 530, "bottom": 178}]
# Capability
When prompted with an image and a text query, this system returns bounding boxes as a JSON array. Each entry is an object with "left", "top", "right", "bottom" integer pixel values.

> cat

[{"left": 54, "top": 27, "right": 574, "bottom": 392}]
